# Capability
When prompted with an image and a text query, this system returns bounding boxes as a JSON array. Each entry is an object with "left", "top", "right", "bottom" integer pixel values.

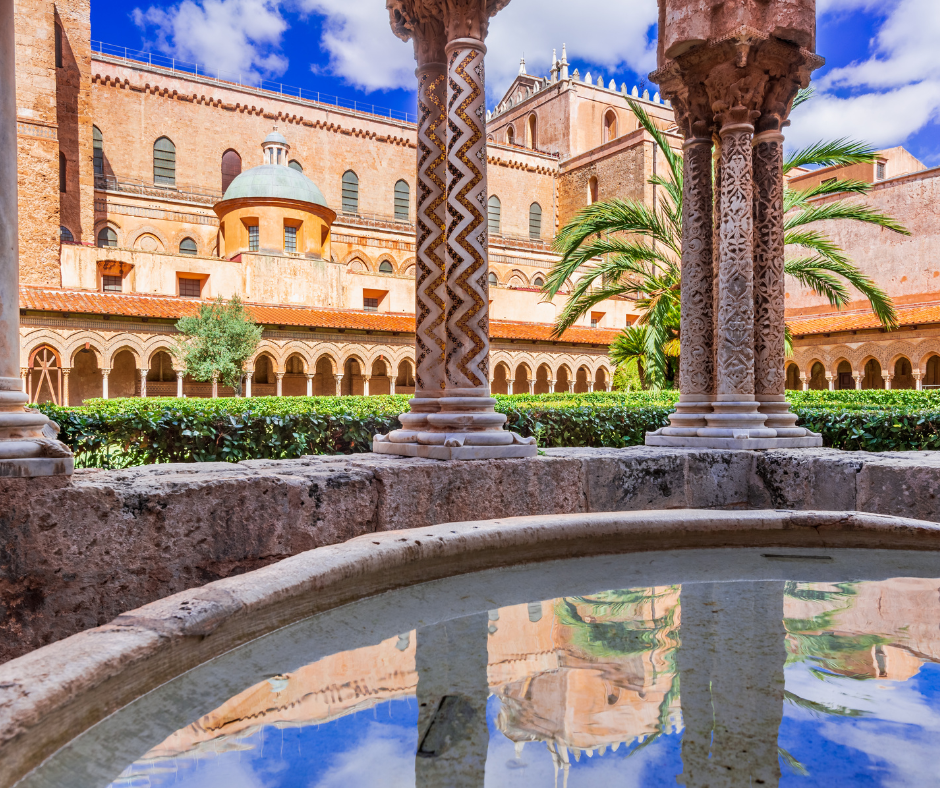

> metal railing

[
  {"left": 335, "top": 210, "right": 414, "bottom": 231},
  {"left": 92, "top": 41, "right": 417, "bottom": 125},
  {"left": 94, "top": 174, "right": 222, "bottom": 205}
]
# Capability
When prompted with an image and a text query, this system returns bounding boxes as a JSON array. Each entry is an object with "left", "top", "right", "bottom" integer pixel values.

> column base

[
  {"left": 0, "top": 383, "right": 74, "bottom": 477},
  {"left": 659, "top": 394, "right": 712, "bottom": 437},
  {"left": 645, "top": 432, "right": 822, "bottom": 450},
  {"left": 647, "top": 395, "right": 821, "bottom": 449},
  {"left": 375, "top": 387, "right": 537, "bottom": 460}
]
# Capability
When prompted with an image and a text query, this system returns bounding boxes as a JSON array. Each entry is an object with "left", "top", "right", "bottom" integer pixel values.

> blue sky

[{"left": 92, "top": 0, "right": 940, "bottom": 165}]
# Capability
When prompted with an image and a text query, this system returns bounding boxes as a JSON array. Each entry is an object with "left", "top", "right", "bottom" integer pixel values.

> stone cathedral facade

[{"left": 13, "top": 0, "right": 940, "bottom": 405}]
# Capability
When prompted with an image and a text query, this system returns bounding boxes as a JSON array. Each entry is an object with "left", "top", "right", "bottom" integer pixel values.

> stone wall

[
  {"left": 14, "top": 0, "right": 61, "bottom": 286},
  {"left": 2, "top": 447, "right": 939, "bottom": 663},
  {"left": 785, "top": 166, "right": 940, "bottom": 313}
]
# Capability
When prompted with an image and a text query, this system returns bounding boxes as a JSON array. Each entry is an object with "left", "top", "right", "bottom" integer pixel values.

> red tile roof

[
  {"left": 788, "top": 301, "right": 940, "bottom": 336},
  {"left": 20, "top": 287, "right": 618, "bottom": 346}
]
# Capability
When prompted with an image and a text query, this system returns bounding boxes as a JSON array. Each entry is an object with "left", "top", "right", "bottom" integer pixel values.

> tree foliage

[
  {"left": 547, "top": 93, "right": 907, "bottom": 388},
  {"left": 174, "top": 296, "right": 262, "bottom": 394}
]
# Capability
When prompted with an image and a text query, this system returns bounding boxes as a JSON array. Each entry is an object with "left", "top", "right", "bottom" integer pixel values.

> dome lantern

[{"left": 262, "top": 128, "right": 290, "bottom": 166}]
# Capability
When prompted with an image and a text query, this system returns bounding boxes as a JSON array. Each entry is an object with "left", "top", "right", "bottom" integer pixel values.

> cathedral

[{"left": 14, "top": 0, "right": 940, "bottom": 404}]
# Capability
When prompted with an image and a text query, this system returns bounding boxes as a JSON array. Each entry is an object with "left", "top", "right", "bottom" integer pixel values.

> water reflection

[{"left": 106, "top": 577, "right": 940, "bottom": 787}]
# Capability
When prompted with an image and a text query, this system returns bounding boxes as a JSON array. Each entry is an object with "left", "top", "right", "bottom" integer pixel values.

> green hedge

[{"left": 31, "top": 389, "right": 940, "bottom": 468}]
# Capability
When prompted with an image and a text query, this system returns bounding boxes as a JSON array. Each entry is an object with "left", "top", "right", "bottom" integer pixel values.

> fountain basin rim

[{"left": 3, "top": 507, "right": 940, "bottom": 787}]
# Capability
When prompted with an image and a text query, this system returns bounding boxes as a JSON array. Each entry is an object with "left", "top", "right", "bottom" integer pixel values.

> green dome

[{"left": 221, "top": 165, "right": 330, "bottom": 209}]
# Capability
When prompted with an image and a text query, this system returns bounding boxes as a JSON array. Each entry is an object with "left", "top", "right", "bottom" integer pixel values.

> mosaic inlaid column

[
  {"left": 698, "top": 112, "right": 774, "bottom": 438},
  {"left": 753, "top": 130, "right": 807, "bottom": 436},
  {"left": 0, "top": 0, "right": 72, "bottom": 474},
  {"left": 390, "top": 19, "right": 448, "bottom": 443},
  {"left": 423, "top": 34, "right": 532, "bottom": 455},
  {"left": 660, "top": 134, "right": 715, "bottom": 436},
  {"left": 377, "top": 0, "right": 534, "bottom": 459}
]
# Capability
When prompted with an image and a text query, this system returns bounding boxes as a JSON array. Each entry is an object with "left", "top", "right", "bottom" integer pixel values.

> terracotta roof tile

[
  {"left": 19, "top": 287, "right": 618, "bottom": 346},
  {"left": 788, "top": 302, "right": 940, "bottom": 336}
]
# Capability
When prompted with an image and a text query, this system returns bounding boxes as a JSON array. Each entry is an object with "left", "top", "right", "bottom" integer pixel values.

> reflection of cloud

[
  {"left": 110, "top": 751, "right": 274, "bottom": 788},
  {"left": 310, "top": 722, "right": 415, "bottom": 788},
  {"left": 785, "top": 663, "right": 940, "bottom": 787},
  {"left": 483, "top": 700, "right": 679, "bottom": 788}
]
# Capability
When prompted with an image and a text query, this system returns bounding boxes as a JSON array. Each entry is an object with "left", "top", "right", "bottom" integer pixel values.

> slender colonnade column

[
  {"left": 377, "top": 0, "right": 534, "bottom": 459},
  {"left": 392, "top": 12, "right": 448, "bottom": 442},
  {"left": 0, "top": 0, "right": 72, "bottom": 474},
  {"left": 753, "top": 130, "right": 803, "bottom": 435},
  {"left": 700, "top": 110, "right": 774, "bottom": 438},
  {"left": 661, "top": 132, "right": 715, "bottom": 435}
]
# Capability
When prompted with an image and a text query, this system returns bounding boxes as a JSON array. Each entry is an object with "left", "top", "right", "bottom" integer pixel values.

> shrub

[{"left": 32, "top": 389, "right": 940, "bottom": 468}]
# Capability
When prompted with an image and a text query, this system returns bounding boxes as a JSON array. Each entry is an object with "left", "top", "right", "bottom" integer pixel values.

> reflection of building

[
  {"left": 785, "top": 578, "right": 940, "bottom": 680},
  {"left": 143, "top": 589, "right": 682, "bottom": 766}
]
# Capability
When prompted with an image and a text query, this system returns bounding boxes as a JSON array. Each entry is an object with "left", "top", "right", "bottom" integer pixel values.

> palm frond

[
  {"left": 785, "top": 200, "right": 911, "bottom": 235},
  {"left": 784, "top": 138, "right": 879, "bottom": 174},
  {"left": 784, "top": 229, "right": 850, "bottom": 266},
  {"left": 627, "top": 98, "right": 683, "bottom": 192},
  {"left": 785, "top": 256, "right": 899, "bottom": 329},
  {"left": 791, "top": 86, "right": 815, "bottom": 110},
  {"left": 784, "top": 178, "right": 872, "bottom": 211},
  {"left": 784, "top": 256, "right": 852, "bottom": 309}
]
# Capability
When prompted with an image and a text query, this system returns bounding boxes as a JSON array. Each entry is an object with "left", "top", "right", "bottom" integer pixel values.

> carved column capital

[{"left": 387, "top": 0, "right": 446, "bottom": 69}]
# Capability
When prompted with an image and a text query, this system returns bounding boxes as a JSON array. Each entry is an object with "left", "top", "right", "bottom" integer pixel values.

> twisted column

[
  {"left": 661, "top": 135, "right": 715, "bottom": 435},
  {"left": 699, "top": 113, "right": 773, "bottom": 438}
]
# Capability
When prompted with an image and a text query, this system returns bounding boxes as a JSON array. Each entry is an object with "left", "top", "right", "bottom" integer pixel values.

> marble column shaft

[
  {"left": 662, "top": 136, "right": 715, "bottom": 436},
  {"left": 753, "top": 131, "right": 803, "bottom": 434},
  {"left": 699, "top": 116, "right": 773, "bottom": 437},
  {"left": 398, "top": 47, "right": 449, "bottom": 439}
]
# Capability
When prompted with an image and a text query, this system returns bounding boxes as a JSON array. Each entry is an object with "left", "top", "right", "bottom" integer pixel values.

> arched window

[
  {"left": 529, "top": 202, "right": 542, "bottom": 239},
  {"left": 603, "top": 109, "right": 618, "bottom": 143},
  {"left": 394, "top": 179, "right": 410, "bottom": 221},
  {"left": 97, "top": 226, "right": 117, "bottom": 248},
  {"left": 93, "top": 126, "right": 104, "bottom": 176},
  {"left": 532, "top": 275, "right": 545, "bottom": 288},
  {"left": 487, "top": 195, "right": 501, "bottom": 235},
  {"left": 342, "top": 170, "right": 359, "bottom": 213},
  {"left": 221, "top": 149, "right": 241, "bottom": 193},
  {"left": 527, "top": 114, "right": 537, "bottom": 149},
  {"left": 59, "top": 226, "right": 73, "bottom": 243},
  {"left": 379, "top": 260, "right": 394, "bottom": 274},
  {"left": 288, "top": 160, "right": 303, "bottom": 172},
  {"left": 506, "top": 125, "right": 515, "bottom": 145},
  {"left": 179, "top": 237, "right": 197, "bottom": 255},
  {"left": 59, "top": 152, "right": 66, "bottom": 193},
  {"left": 588, "top": 176, "right": 599, "bottom": 204},
  {"left": 488, "top": 272, "right": 499, "bottom": 287},
  {"left": 154, "top": 137, "right": 176, "bottom": 186}
]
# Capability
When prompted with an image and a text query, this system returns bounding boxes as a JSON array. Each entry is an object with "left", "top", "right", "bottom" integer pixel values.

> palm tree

[{"left": 545, "top": 92, "right": 908, "bottom": 388}]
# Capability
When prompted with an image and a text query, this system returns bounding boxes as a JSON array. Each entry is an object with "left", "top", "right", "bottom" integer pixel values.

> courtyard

[{"left": 2, "top": 0, "right": 940, "bottom": 786}]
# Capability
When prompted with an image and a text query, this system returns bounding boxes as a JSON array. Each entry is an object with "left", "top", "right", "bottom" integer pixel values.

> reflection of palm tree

[{"left": 554, "top": 587, "right": 681, "bottom": 755}]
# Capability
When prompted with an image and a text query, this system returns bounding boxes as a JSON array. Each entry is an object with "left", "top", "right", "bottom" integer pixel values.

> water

[{"left": 17, "top": 548, "right": 940, "bottom": 787}]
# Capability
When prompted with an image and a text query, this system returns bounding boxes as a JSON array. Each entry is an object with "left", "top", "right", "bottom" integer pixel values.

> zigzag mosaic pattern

[
  {"left": 414, "top": 69, "right": 448, "bottom": 392},
  {"left": 444, "top": 45, "right": 489, "bottom": 389}
]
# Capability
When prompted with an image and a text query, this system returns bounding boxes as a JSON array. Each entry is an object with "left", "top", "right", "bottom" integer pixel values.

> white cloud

[
  {"left": 133, "top": 0, "right": 289, "bottom": 80},
  {"left": 296, "top": 0, "right": 658, "bottom": 103},
  {"left": 787, "top": 81, "right": 940, "bottom": 151},
  {"left": 297, "top": 0, "right": 415, "bottom": 92},
  {"left": 790, "top": 0, "right": 940, "bottom": 152}
]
